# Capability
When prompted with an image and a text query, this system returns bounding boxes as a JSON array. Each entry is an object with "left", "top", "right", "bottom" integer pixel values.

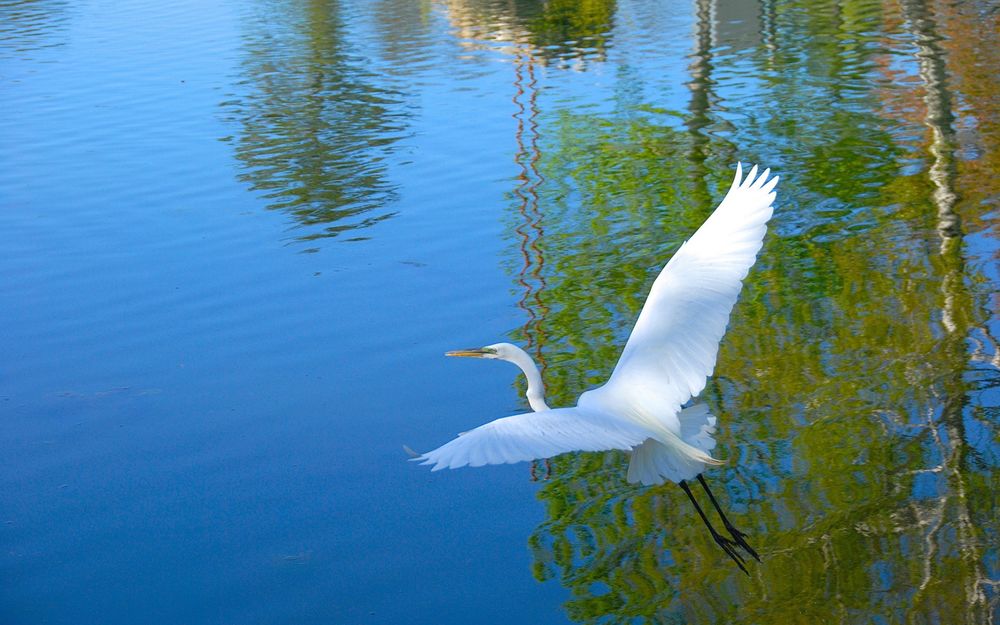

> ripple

[
  {"left": 0, "top": 0, "right": 74, "bottom": 61},
  {"left": 220, "top": 1, "right": 413, "bottom": 242}
]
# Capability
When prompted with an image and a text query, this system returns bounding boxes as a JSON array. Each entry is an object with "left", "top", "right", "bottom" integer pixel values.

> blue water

[
  {"left": 3, "top": 0, "right": 998, "bottom": 623},
  {"left": 2, "top": 2, "right": 576, "bottom": 622}
]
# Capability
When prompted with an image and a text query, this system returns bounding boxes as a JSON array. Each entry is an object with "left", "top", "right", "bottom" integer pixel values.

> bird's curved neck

[{"left": 504, "top": 346, "right": 550, "bottom": 412}]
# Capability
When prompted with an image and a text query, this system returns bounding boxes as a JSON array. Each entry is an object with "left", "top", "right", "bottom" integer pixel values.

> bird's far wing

[
  {"left": 588, "top": 164, "right": 778, "bottom": 419},
  {"left": 415, "top": 407, "right": 652, "bottom": 470}
]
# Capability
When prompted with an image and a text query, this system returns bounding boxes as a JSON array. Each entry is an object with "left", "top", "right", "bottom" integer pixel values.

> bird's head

[{"left": 445, "top": 342, "right": 516, "bottom": 361}]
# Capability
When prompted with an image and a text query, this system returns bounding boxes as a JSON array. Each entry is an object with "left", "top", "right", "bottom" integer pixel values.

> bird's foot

[
  {"left": 724, "top": 524, "right": 760, "bottom": 562},
  {"left": 710, "top": 529, "right": 749, "bottom": 575}
]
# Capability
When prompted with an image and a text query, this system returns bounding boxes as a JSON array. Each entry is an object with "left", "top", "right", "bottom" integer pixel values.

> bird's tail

[{"left": 626, "top": 404, "right": 720, "bottom": 486}]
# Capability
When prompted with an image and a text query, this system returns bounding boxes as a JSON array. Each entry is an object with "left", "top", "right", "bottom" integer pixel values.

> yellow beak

[{"left": 445, "top": 348, "right": 490, "bottom": 358}]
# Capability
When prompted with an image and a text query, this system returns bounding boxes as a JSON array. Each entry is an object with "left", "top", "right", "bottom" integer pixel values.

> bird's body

[{"left": 417, "top": 163, "right": 778, "bottom": 487}]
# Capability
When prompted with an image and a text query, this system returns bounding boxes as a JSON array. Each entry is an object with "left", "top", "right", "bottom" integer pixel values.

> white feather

[
  {"left": 416, "top": 407, "right": 653, "bottom": 471},
  {"left": 579, "top": 163, "right": 777, "bottom": 437},
  {"left": 420, "top": 164, "right": 778, "bottom": 484},
  {"left": 626, "top": 403, "right": 718, "bottom": 485}
]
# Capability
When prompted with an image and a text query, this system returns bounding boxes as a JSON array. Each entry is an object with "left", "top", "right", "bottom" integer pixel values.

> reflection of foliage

[
  {"left": 445, "top": 0, "right": 616, "bottom": 64},
  {"left": 223, "top": 0, "right": 410, "bottom": 241},
  {"left": 799, "top": 108, "right": 902, "bottom": 205},
  {"left": 521, "top": 0, "right": 615, "bottom": 55},
  {"left": 504, "top": 1, "right": 999, "bottom": 621},
  {"left": 524, "top": 115, "right": 999, "bottom": 622},
  {"left": 505, "top": 112, "right": 716, "bottom": 401}
]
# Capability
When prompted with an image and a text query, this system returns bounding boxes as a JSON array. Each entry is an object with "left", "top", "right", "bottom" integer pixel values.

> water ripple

[{"left": 220, "top": 1, "right": 412, "bottom": 242}]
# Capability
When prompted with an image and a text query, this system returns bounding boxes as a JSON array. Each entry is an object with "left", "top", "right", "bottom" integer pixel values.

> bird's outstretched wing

[
  {"left": 415, "top": 407, "right": 653, "bottom": 470},
  {"left": 581, "top": 164, "right": 778, "bottom": 422}
]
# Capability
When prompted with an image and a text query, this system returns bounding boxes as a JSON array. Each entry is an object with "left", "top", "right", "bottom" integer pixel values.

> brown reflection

[
  {"left": 510, "top": 47, "right": 552, "bottom": 480},
  {"left": 512, "top": 49, "right": 549, "bottom": 358},
  {"left": 900, "top": 0, "right": 993, "bottom": 619}
]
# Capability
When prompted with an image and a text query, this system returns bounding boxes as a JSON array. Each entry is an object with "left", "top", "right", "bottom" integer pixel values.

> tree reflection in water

[
  {"left": 222, "top": 0, "right": 413, "bottom": 242},
  {"left": 445, "top": 0, "right": 999, "bottom": 622}
]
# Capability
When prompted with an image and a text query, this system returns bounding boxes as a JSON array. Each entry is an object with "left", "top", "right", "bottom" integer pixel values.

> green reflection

[
  {"left": 444, "top": 0, "right": 616, "bottom": 64},
  {"left": 497, "top": 0, "right": 999, "bottom": 623},
  {"left": 223, "top": 0, "right": 412, "bottom": 241}
]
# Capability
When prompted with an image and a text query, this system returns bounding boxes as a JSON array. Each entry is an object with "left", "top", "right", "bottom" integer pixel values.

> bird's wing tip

[{"left": 729, "top": 162, "right": 780, "bottom": 197}]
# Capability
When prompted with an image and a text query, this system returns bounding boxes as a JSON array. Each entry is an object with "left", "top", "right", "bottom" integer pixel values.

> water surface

[{"left": 2, "top": 0, "right": 998, "bottom": 623}]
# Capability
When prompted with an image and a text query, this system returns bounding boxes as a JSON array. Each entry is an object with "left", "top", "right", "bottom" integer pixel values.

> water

[{"left": 2, "top": 0, "right": 998, "bottom": 623}]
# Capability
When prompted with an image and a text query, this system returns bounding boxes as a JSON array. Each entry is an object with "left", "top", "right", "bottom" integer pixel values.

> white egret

[{"left": 417, "top": 163, "right": 777, "bottom": 570}]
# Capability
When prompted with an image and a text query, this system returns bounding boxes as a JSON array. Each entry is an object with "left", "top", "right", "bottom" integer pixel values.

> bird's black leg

[
  {"left": 697, "top": 474, "right": 760, "bottom": 562},
  {"left": 678, "top": 480, "right": 748, "bottom": 575}
]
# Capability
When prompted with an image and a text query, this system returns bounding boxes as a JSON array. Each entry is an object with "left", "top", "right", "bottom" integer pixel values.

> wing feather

[
  {"left": 582, "top": 163, "right": 778, "bottom": 422},
  {"left": 416, "top": 407, "right": 652, "bottom": 471}
]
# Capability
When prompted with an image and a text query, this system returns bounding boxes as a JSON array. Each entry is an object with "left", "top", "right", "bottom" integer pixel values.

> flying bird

[{"left": 416, "top": 163, "right": 777, "bottom": 571}]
